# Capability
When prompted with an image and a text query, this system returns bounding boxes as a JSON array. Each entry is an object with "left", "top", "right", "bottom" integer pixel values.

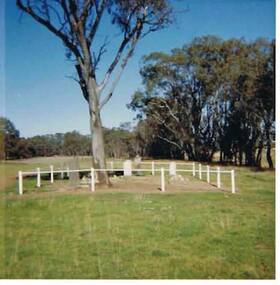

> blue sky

[{"left": 4, "top": 0, "right": 275, "bottom": 137}]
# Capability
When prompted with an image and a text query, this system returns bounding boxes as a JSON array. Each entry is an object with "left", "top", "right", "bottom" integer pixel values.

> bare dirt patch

[
  {"left": 100, "top": 175, "right": 218, "bottom": 193},
  {"left": 53, "top": 175, "right": 219, "bottom": 194},
  {"left": 6, "top": 174, "right": 222, "bottom": 200}
]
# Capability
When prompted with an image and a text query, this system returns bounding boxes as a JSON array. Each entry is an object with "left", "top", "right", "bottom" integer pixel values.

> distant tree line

[
  {"left": 128, "top": 36, "right": 275, "bottom": 168},
  {"left": 0, "top": 117, "right": 136, "bottom": 160}
]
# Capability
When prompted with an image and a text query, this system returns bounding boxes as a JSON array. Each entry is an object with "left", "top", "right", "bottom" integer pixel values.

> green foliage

[
  {"left": 0, "top": 118, "right": 137, "bottom": 160},
  {"left": 0, "top": 117, "right": 20, "bottom": 160},
  {"left": 129, "top": 36, "right": 275, "bottom": 166},
  {"left": 63, "top": 131, "right": 91, "bottom": 156},
  {"left": 104, "top": 123, "right": 136, "bottom": 158}
]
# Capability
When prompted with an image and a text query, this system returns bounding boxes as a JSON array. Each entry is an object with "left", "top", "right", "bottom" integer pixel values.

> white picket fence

[{"left": 17, "top": 161, "right": 236, "bottom": 195}]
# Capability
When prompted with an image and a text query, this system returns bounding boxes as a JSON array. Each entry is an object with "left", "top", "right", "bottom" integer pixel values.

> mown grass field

[{"left": 0, "top": 157, "right": 275, "bottom": 279}]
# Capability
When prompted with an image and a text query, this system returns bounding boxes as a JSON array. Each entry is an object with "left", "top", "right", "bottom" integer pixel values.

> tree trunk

[
  {"left": 86, "top": 75, "right": 110, "bottom": 185},
  {"left": 234, "top": 151, "right": 237, "bottom": 165},
  {"left": 89, "top": 107, "right": 110, "bottom": 185},
  {"left": 265, "top": 123, "right": 274, "bottom": 169},
  {"left": 238, "top": 149, "right": 243, "bottom": 166},
  {"left": 266, "top": 143, "right": 273, "bottom": 169},
  {"left": 256, "top": 145, "right": 263, "bottom": 168},
  {"left": 183, "top": 150, "right": 188, "bottom": 161},
  {"left": 219, "top": 149, "right": 223, "bottom": 163}
]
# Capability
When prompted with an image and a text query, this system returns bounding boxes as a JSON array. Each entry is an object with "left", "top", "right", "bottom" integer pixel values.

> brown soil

[
  {"left": 7, "top": 175, "right": 222, "bottom": 200},
  {"left": 56, "top": 175, "right": 219, "bottom": 194}
]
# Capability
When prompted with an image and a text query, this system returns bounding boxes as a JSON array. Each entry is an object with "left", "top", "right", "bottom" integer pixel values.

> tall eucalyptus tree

[{"left": 17, "top": 0, "right": 172, "bottom": 183}]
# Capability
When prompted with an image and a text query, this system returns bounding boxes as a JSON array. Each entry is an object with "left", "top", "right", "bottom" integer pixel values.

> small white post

[
  {"left": 110, "top": 161, "right": 114, "bottom": 171},
  {"left": 192, "top": 162, "right": 195, "bottom": 176},
  {"left": 231, "top": 169, "right": 236, "bottom": 194},
  {"left": 50, "top": 165, "right": 54, "bottom": 183},
  {"left": 36, "top": 167, "right": 41, "bottom": 188},
  {"left": 207, "top": 165, "right": 210, "bottom": 183},
  {"left": 160, "top": 167, "right": 165, "bottom": 192},
  {"left": 199, "top": 164, "right": 202, "bottom": 180},
  {"left": 152, "top": 161, "right": 155, "bottom": 176},
  {"left": 91, "top": 168, "right": 95, "bottom": 192},
  {"left": 61, "top": 169, "right": 64, "bottom": 179},
  {"left": 18, "top": 171, "right": 23, "bottom": 195},
  {"left": 66, "top": 166, "right": 70, "bottom": 178},
  {"left": 217, "top": 167, "right": 221, "bottom": 188}
]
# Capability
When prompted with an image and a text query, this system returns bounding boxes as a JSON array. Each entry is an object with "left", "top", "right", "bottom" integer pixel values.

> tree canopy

[{"left": 128, "top": 36, "right": 275, "bottom": 167}]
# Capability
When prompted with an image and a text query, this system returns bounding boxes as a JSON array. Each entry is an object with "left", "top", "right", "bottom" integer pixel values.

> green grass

[{"left": 0, "top": 159, "right": 275, "bottom": 279}]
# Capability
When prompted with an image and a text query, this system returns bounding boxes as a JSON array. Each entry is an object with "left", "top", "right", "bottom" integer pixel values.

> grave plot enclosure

[{"left": 17, "top": 161, "right": 236, "bottom": 195}]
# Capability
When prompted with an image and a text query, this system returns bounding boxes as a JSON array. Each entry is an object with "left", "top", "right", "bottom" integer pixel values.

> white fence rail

[{"left": 17, "top": 161, "right": 236, "bottom": 195}]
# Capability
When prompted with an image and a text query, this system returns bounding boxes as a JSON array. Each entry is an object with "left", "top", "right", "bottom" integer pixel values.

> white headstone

[
  {"left": 123, "top": 160, "right": 132, "bottom": 176},
  {"left": 169, "top": 162, "right": 176, "bottom": 176}
]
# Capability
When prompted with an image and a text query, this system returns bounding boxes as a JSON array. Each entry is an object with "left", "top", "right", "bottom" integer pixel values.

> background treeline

[
  {"left": 0, "top": 117, "right": 137, "bottom": 160},
  {"left": 128, "top": 36, "right": 275, "bottom": 167}
]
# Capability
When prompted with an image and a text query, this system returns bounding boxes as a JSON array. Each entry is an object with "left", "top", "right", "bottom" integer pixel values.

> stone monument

[{"left": 123, "top": 160, "right": 132, "bottom": 176}]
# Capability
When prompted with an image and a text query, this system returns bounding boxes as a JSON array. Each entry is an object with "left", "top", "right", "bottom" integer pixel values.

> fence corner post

[
  {"left": 161, "top": 167, "right": 165, "bottom": 192},
  {"left": 192, "top": 162, "right": 195, "bottom": 176},
  {"left": 91, "top": 168, "right": 95, "bottom": 192},
  {"left": 199, "top": 163, "right": 202, "bottom": 180},
  {"left": 18, "top": 171, "right": 23, "bottom": 195},
  {"left": 231, "top": 169, "right": 236, "bottom": 194},
  {"left": 50, "top": 165, "right": 54, "bottom": 183},
  {"left": 36, "top": 167, "right": 41, "bottom": 188}
]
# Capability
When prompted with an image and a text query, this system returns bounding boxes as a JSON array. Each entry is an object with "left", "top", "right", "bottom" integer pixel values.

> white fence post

[
  {"left": 61, "top": 169, "right": 64, "bottom": 179},
  {"left": 67, "top": 166, "right": 70, "bottom": 178},
  {"left": 192, "top": 162, "right": 195, "bottom": 176},
  {"left": 161, "top": 167, "right": 165, "bottom": 192},
  {"left": 152, "top": 161, "right": 155, "bottom": 176},
  {"left": 18, "top": 171, "right": 23, "bottom": 195},
  {"left": 207, "top": 165, "right": 210, "bottom": 183},
  {"left": 36, "top": 167, "right": 41, "bottom": 188},
  {"left": 217, "top": 167, "right": 221, "bottom": 188},
  {"left": 91, "top": 168, "right": 95, "bottom": 192},
  {"left": 199, "top": 164, "right": 202, "bottom": 180},
  {"left": 50, "top": 165, "right": 54, "bottom": 183},
  {"left": 231, "top": 169, "right": 236, "bottom": 194},
  {"left": 110, "top": 161, "right": 114, "bottom": 171}
]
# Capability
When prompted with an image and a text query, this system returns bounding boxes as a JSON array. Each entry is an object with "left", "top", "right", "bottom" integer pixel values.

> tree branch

[
  {"left": 99, "top": 31, "right": 140, "bottom": 109},
  {"left": 98, "top": 16, "right": 144, "bottom": 95},
  {"left": 87, "top": 0, "right": 107, "bottom": 45},
  {"left": 157, "top": 135, "right": 183, "bottom": 150},
  {"left": 93, "top": 37, "right": 109, "bottom": 70},
  {"left": 17, "top": 0, "right": 82, "bottom": 60},
  {"left": 150, "top": 98, "right": 180, "bottom": 123}
]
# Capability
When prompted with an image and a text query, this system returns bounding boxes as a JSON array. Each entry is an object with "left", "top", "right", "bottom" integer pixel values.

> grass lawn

[{"left": 0, "top": 158, "right": 275, "bottom": 279}]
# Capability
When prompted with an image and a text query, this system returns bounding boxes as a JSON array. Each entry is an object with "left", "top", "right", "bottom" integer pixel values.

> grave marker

[
  {"left": 169, "top": 162, "right": 176, "bottom": 176},
  {"left": 124, "top": 160, "right": 132, "bottom": 176}
]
